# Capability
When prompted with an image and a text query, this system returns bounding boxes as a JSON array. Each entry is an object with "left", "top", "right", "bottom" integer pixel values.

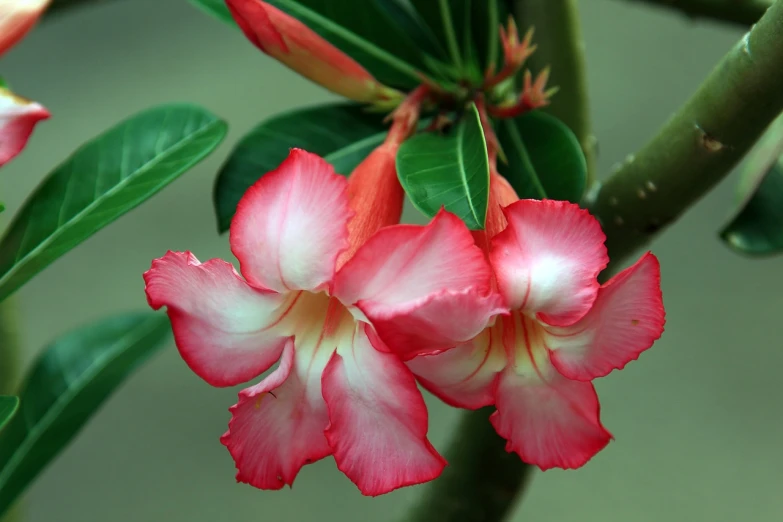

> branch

[
  {"left": 620, "top": 0, "right": 772, "bottom": 26},
  {"left": 590, "top": 0, "right": 783, "bottom": 271},
  {"left": 509, "top": 0, "right": 596, "bottom": 184},
  {"left": 401, "top": 408, "right": 533, "bottom": 522}
]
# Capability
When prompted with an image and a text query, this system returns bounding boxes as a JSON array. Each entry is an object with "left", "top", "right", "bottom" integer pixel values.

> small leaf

[
  {"left": 0, "top": 313, "right": 171, "bottom": 518},
  {"left": 397, "top": 102, "right": 489, "bottom": 230},
  {"left": 0, "top": 397, "right": 18, "bottom": 432},
  {"left": 497, "top": 110, "right": 587, "bottom": 203},
  {"left": 213, "top": 103, "right": 387, "bottom": 232},
  {"left": 0, "top": 104, "right": 227, "bottom": 303},
  {"left": 720, "top": 115, "right": 783, "bottom": 256}
]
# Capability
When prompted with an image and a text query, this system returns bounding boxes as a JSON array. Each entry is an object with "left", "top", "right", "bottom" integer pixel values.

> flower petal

[
  {"left": 144, "top": 251, "right": 290, "bottom": 387},
  {"left": 0, "top": 0, "right": 49, "bottom": 57},
  {"left": 547, "top": 252, "right": 665, "bottom": 380},
  {"left": 221, "top": 340, "right": 332, "bottom": 490},
  {"left": 322, "top": 324, "right": 445, "bottom": 496},
  {"left": 334, "top": 210, "right": 502, "bottom": 357},
  {"left": 0, "top": 87, "right": 49, "bottom": 167},
  {"left": 372, "top": 288, "right": 505, "bottom": 360},
  {"left": 490, "top": 366, "right": 612, "bottom": 470},
  {"left": 490, "top": 200, "right": 608, "bottom": 326},
  {"left": 407, "top": 327, "right": 505, "bottom": 409},
  {"left": 230, "top": 148, "right": 351, "bottom": 293}
]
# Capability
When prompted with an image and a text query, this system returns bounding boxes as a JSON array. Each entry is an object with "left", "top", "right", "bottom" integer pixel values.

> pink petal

[
  {"left": 334, "top": 210, "right": 502, "bottom": 358},
  {"left": 407, "top": 326, "right": 505, "bottom": 409},
  {"left": 0, "top": 0, "right": 49, "bottom": 56},
  {"left": 322, "top": 324, "right": 446, "bottom": 496},
  {"left": 372, "top": 288, "right": 505, "bottom": 361},
  {"left": 490, "top": 200, "right": 608, "bottom": 326},
  {"left": 144, "top": 251, "right": 291, "bottom": 387},
  {"left": 547, "top": 252, "right": 665, "bottom": 380},
  {"left": 221, "top": 340, "right": 332, "bottom": 489},
  {"left": 230, "top": 148, "right": 351, "bottom": 293},
  {"left": 490, "top": 367, "right": 612, "bottom": 470},
  {"left": 0, "top": 88, "right": 49, "bottom": 167}
]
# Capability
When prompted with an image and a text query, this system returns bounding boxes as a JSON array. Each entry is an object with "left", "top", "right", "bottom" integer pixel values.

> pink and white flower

[
  {"left": 144, "top": 148, "right": 501, "bottom": 495},
  {"left": 409, "top": 176, "right": 666, "bottom": 470},
  {"left": 0, "top": 86, "right": 49, "bottom": 167}
]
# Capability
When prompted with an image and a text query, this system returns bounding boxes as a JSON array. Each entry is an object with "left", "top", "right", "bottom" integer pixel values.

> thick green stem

[
  {"left": 620, "top": 0, "right": 772, "bottom": 26},
  {"left": 401, "top": 408, "right": 532, "bottom": 522},
  {"left": 590, "top": 0, "right": 783, "bottom": 271},
  {"left": 509, "top": 0, "right": 596, "bottom": 185}
]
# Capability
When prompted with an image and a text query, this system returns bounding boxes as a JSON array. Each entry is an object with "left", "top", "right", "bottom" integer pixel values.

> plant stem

[
  {"left": 509, "top": 0, "right": 596, "bottom": 186},
  {"left": 401, "top": 408, "right": 533, "bottom": 522},
  {"left": 590, "top": 0, "right": 783, "bottom": 272},
  {"left": 619, "top": 0, "right": 772, "bottom": 26},
  {"left": 0, "top": 299, "right": 21, "bottom": 522}
]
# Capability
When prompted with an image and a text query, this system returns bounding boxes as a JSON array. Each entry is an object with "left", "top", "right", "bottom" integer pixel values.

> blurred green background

[{"left": 1, "top": 0, "right": 782, "bottom": 520}]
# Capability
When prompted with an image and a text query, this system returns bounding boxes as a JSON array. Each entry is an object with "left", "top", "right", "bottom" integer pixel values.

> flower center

[
  {"left": 274, "top": 291, "right": 357, "bottom": 363},
  {"left": 492, "top": 311, "right": 551, "bottom": 380}
]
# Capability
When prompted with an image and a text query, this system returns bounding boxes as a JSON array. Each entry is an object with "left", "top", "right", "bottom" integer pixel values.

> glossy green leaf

[
  {"left": 497, "top": 110, "right": 587, "bottom": 203},
  {"left": 0, "top": 313, "right": 171, "bottom": 518},
  {"left": 397, "top": 102, "right": 489, "bottom": 230},
  {"left": 188, "top": 0, "right": 234, "bottom": 23},
  {"left": 213, "top": 103, "right": 387, "bottom": 233},
  {"left": 720, "top": 115, "right": 783, "bottom": 256},
  {"left": 0, "top": 397, "right": 18, "bottom": 432},
  {"left": 0, "top": 104, "right": 227, "bottom": 303}
]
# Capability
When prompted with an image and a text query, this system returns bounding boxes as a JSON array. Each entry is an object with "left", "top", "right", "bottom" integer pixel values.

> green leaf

[
  {"left": 188, "top": 0, "right": 234, "bottom": 24},
  {"left": 0, "top": 313, "right": 171, "bottom": 518},
  {"left": 214, "top": 103, "right": 388, "bottom": 232},
  {"left": 397, "top": 102, "right": 489, "bottom": 230},
  {"left": 720, "top": 115, "right": 783, "bottom": 256},
  {"left": 0, "top": 104, "right": 227, "bottom": 303},
  {"left": 0, "top": 397, "right": 18, "bottom": 432},
  {"left": 497, "top": 110, "right": 587, "bottom": 203}
]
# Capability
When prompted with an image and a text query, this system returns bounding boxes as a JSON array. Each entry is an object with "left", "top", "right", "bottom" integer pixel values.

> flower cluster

[{"left": 145, "top": 0, "right": 666, "bottom": 496}]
